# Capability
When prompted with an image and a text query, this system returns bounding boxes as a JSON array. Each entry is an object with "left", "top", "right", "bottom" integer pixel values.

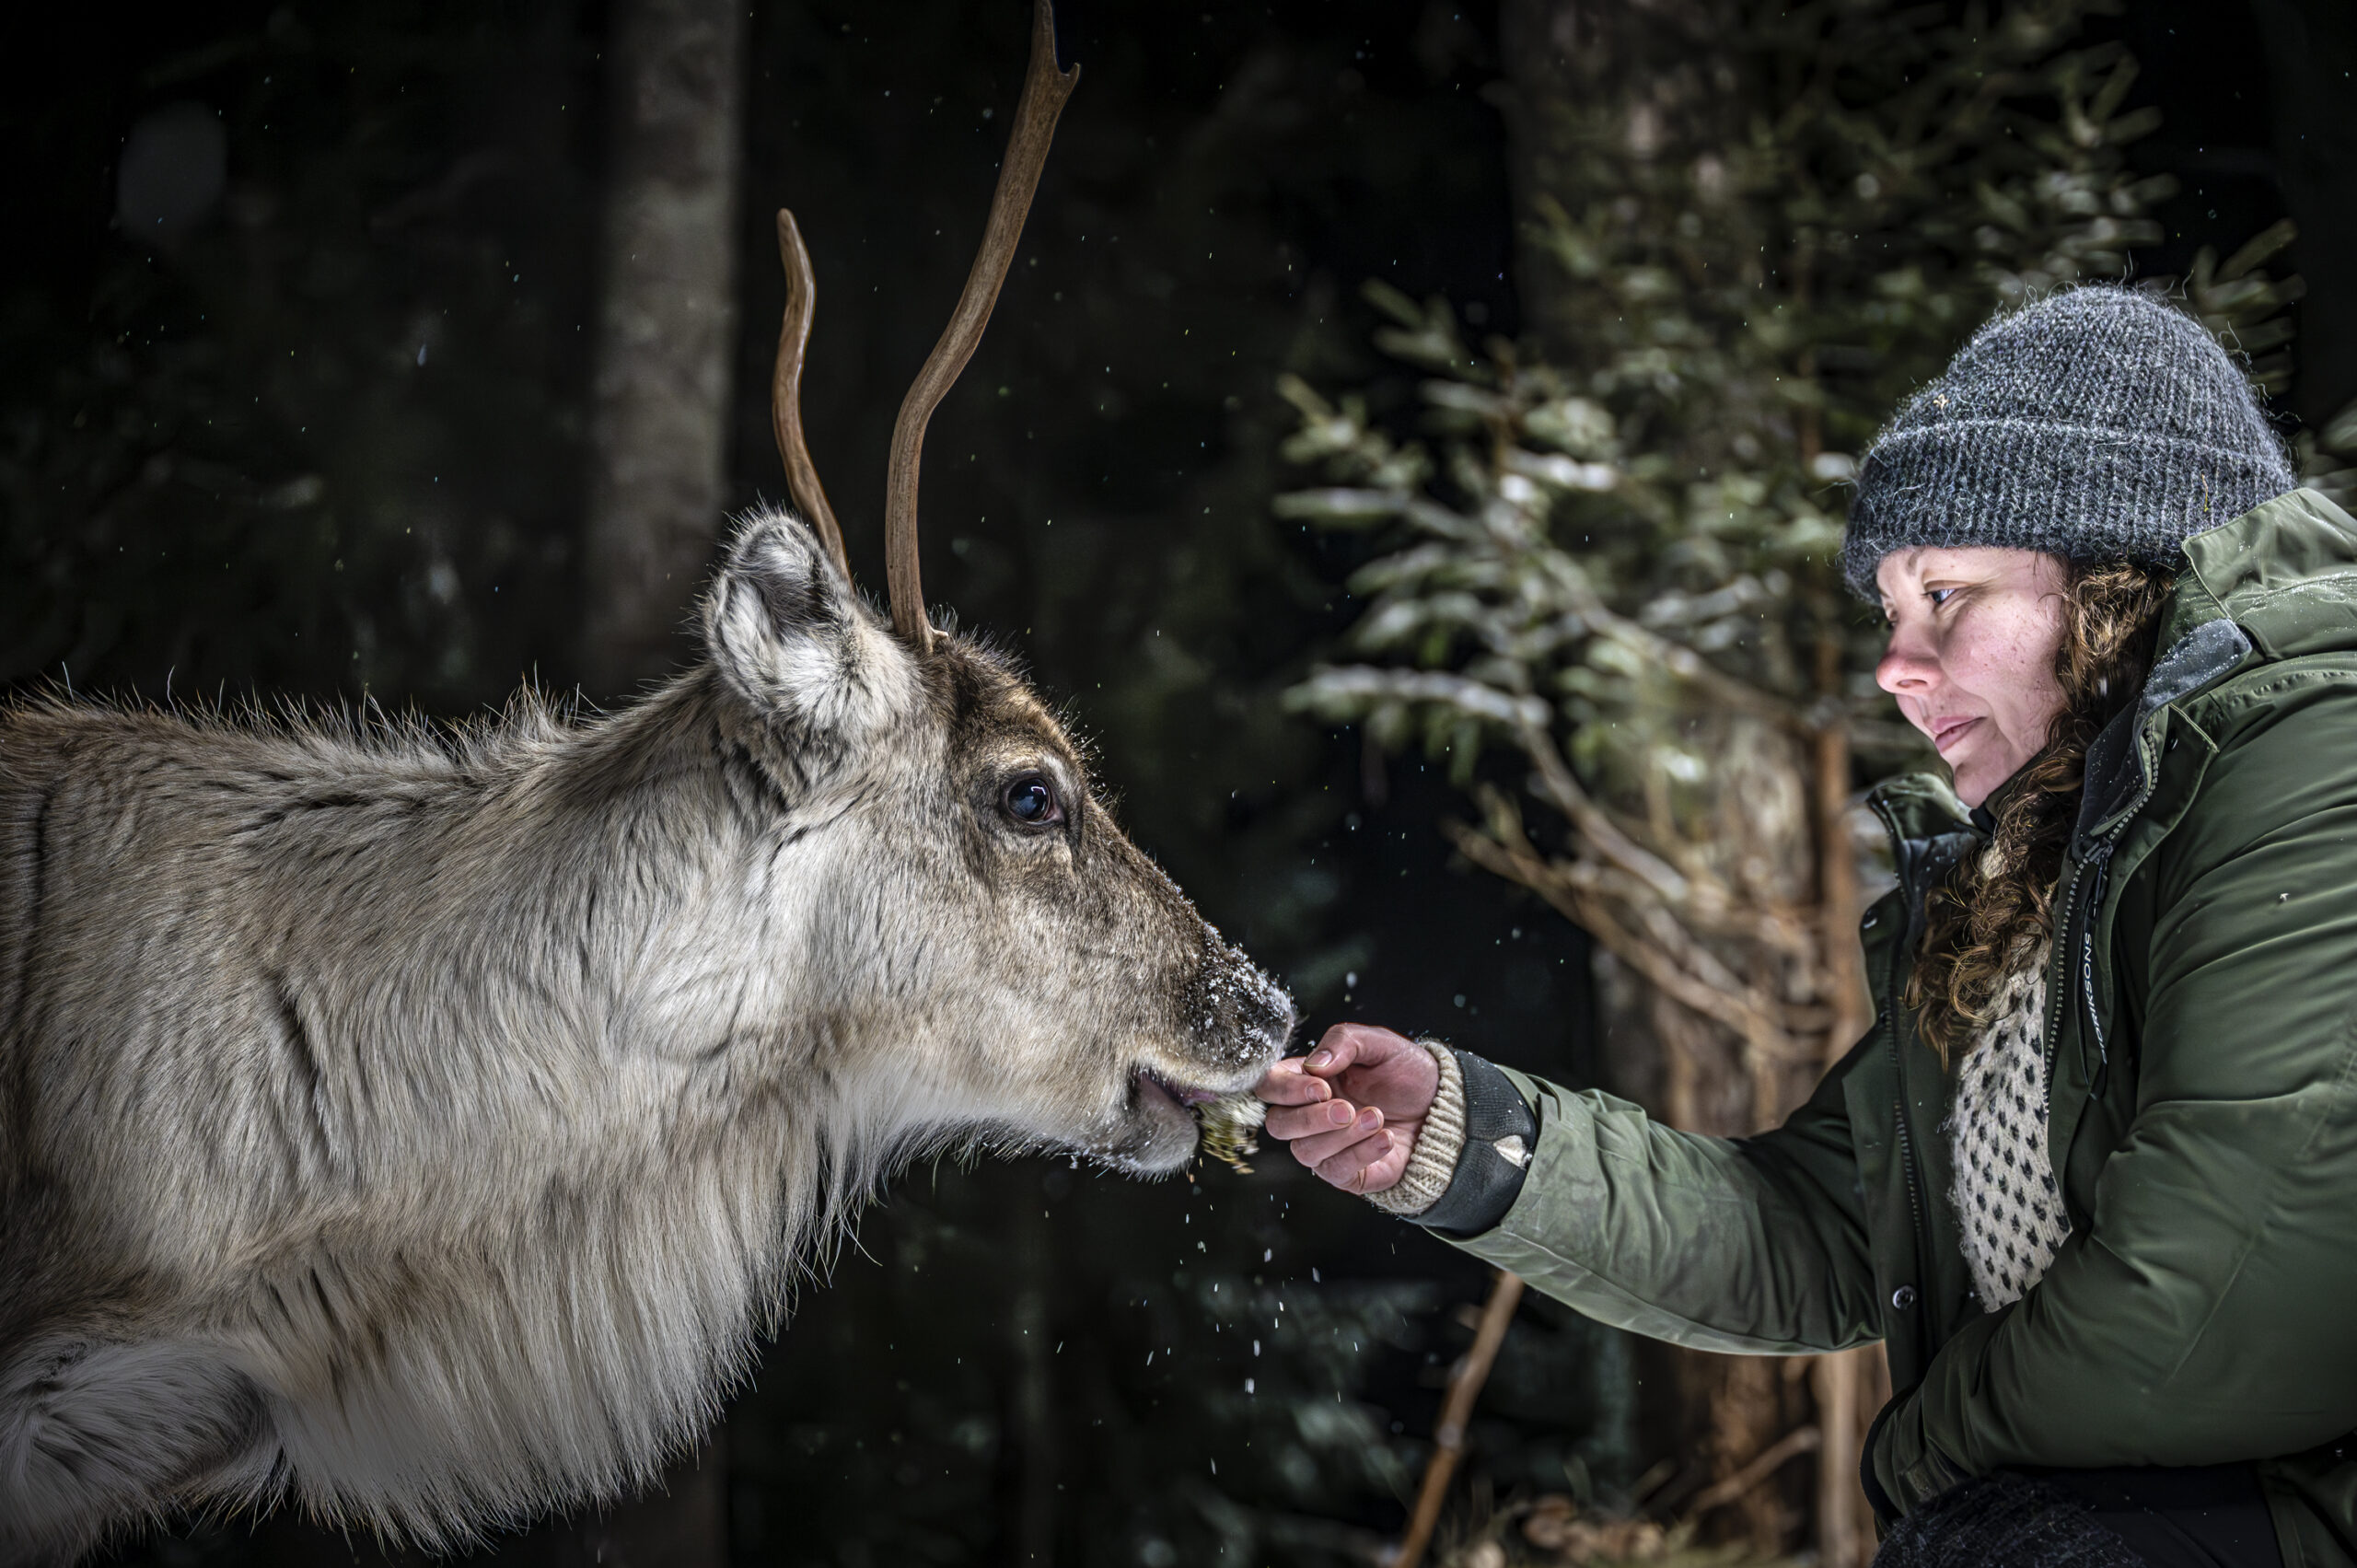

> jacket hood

[{"left": 2169, "top": 486, "right": 2357, "bottom": 660}]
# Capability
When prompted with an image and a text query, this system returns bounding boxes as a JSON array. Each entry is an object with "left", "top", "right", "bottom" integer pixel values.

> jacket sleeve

[
  {"left": 1445, "top": 1043, "right": 1883, "bottom": 1356},
  {"left": 1874, "top": 682, "right": 2357, "bottom": 1511}
]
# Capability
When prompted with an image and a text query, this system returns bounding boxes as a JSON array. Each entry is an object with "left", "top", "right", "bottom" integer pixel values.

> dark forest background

[{"left": 5, "top": 0, "right": 2350, "bottom": 1565}]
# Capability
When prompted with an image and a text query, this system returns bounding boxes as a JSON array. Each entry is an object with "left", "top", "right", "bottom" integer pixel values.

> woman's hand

[{"left": 1254, "top": 1022, "right": 1438, "bottom": 1195}]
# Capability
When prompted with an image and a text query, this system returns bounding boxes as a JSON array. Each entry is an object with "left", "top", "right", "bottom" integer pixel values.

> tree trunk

[
  {"left": 580, "top": 0, "right": 746, "bottom": 695},
  {"left": 559, "top": 0, "right": 745, "bottom": 1557},
  {"left": 1495, "top": 2, "right": 1885, "bottom": 1559}
]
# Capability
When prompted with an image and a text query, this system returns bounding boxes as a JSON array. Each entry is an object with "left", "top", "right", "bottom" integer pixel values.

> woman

[{"left": 1258, "top": 285, "right": 2357, "bottom": 1567}]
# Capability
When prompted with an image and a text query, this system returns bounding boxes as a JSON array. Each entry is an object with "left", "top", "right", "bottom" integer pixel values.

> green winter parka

[{"left": 1443, "top": 487, "right": 2357, "bottom": 1565}]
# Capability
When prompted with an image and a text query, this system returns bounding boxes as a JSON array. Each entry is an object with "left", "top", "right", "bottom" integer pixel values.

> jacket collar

[
  {"left": 1864, "top": 773, "right": 1976, "bottom": 942},
  {"left": 2072, "top": 617, "right": 2251, "bottom": 858}
]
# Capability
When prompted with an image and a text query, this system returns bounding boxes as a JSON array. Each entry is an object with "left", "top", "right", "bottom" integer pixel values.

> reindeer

[{"left": 0, "top": 6, "right": 1293, "bottom": 1560}]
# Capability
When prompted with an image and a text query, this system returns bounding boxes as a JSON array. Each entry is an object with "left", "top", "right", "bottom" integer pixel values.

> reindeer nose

[
  {"left": 1230, "top": 966, "right": 1296, "bottom": 1054},
  {"left": 1184, "top": 958, "right": 1289, "bottom": 1059},
  {"left": 1247, "top": 978, "right": 1294, "bottom": 1040}
]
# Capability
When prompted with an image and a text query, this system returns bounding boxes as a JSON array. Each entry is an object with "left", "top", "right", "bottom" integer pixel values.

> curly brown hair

[{"left": 1906, "top": 561, "right": 2178, "bottom": 1064}]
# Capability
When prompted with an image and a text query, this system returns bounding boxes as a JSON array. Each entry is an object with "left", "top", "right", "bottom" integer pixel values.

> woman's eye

[{"left": 1003, "top": 774, "right": 1062, "bottom": 827}]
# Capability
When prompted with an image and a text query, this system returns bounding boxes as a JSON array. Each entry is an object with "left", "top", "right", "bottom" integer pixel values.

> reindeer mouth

[
  {"left": 1126, "top": 1066, "right": 1267, "bottom": 1174},
  {"left": 1133, "top": 1067, "right": 1224, "bottom": 1110},
  {"left": 1089, "top": 1066, "right": 1223, "bottom": 1177}
]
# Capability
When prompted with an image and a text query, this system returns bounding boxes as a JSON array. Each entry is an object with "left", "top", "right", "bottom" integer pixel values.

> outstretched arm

[{"left": 1260, "top": 1022, "right": 1884, "bottom": 1355}]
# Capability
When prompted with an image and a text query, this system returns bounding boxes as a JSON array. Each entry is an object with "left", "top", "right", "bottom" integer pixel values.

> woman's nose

[{"left": 1876, "top": 629, "right": 1938, "bottom": 695}]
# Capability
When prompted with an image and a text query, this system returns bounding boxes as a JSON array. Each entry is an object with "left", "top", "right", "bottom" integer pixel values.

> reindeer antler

[
  {"left": 883, "top": 0, "right": 1079, "bottom": 650},
  {"left": 772, "top": 209, "right": 851, "bottom": 580},
  {"left": 768, "top": 1, "right": 1075, "bottom": 649}
]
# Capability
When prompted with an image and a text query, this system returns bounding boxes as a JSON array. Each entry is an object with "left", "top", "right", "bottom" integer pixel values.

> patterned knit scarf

[{"left": 1947, "top": 935, "right": 2073, "bottom": 1308}]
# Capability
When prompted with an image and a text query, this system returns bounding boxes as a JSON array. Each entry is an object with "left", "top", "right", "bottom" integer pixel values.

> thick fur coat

[{"left": 0, "top": 512, "right": 1293, "bottom": 1563}]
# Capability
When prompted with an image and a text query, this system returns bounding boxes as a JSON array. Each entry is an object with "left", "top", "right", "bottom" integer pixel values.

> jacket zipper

[
  {"left": 1887, "top": 909, "right": 1928, "bottom": 1276},
  {"left": 1869, "top": 793, "right": 1945, "bottom": 1328},
  {"left": 2078, "top": 849, "right": 2115, "bottom": 1067},
  {"left": 2042, "top": 857, "right": 2081, "bottom": 1087},
  {"left": 2070, "top": 738, "right": 2154, "bottom": 1074}
]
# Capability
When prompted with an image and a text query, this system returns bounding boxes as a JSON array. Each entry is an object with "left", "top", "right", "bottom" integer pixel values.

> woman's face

[{"left": 1875, "top": 546, "right": 2071, "bottom": 807}]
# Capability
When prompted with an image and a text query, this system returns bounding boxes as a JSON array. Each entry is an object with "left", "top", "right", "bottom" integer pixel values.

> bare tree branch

[
  {"left": 1512, "top": 720, "right": 1698, "bottom": 910},
  {"left": 1446, "top": 819, "right": 1823, "bottom": 1062}
]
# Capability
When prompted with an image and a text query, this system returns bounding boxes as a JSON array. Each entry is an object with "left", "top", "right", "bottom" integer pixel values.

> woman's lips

[{"left": 1930, "top": 714, "right": 1980, "bottom": 754}]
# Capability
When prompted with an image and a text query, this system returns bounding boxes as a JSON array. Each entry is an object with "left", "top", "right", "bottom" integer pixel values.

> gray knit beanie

[{"left": 1841, "top": 285, "right": 2297, "bottom": 598}]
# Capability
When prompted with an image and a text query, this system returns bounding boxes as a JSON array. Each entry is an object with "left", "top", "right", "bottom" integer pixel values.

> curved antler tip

[
  {"left": 1033, "top": 0, "right": 1073, "bottom": 73},
  {"left": 772, "top": 203, "right": 849, "bottom": 580},
  {"left": 882, "top": 0, "right": 1075, "bottom": 659}
]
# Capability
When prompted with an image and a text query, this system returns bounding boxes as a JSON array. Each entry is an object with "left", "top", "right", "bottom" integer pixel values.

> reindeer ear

[{"left": 701, "top": 508, "right": 920, "bottom": 737}]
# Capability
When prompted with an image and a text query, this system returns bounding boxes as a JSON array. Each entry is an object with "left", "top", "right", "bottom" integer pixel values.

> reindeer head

[
  {"left": 715, "top": 0, "right": 1292, "bottom": 1173},
  {"left": 694, "top": 513, "right": 1290, "bottom": 1173}
]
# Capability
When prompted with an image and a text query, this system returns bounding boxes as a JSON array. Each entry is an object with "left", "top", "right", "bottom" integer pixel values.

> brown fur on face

[{"left": 0, "top": 509, "right": 1294, "bottom": 1562}]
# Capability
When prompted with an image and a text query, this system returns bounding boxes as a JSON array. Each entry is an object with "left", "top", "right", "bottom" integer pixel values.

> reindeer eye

[{"left": 1002, "top": 773, "right": 1062, "bottom": 827}]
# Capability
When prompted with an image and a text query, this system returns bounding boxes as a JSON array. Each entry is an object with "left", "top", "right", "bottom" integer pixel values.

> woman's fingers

[
  {"left": 1254, "top": 1057, "right": 1334, "bottom": 1107},
  {"left": 1302, "top": 1025, "right": 1360, "bottom": 1077},
  {"left": 1318, "top": 1130, "right": 1406, "bottom": 1194},
  {"left": 1261, "top": 1027, "right": 1431, "bottom": 1180},
  {"left": 1304, "top": 1022, "right": 1407, "bottom": 1080},
  {"left": 1264, "top": 1095, "right": 1365, "bottom": 1143},
  {"left": 1282, "top": 1106, "right": 1385, "bottom": 1168}
]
